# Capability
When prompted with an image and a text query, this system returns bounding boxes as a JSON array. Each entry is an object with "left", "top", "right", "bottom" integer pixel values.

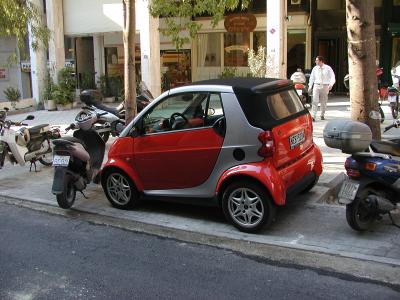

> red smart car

[{"left": 101, "top": 78, "right": 323, "bottom": 232}]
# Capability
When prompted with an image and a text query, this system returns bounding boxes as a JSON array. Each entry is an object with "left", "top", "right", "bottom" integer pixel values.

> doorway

[{"left": 316, "top": 38, "right": 347, "bottom": 93}]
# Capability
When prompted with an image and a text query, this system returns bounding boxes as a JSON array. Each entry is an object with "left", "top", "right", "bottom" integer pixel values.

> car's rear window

[
  {"left": 233, "top": 86, "right": 307, "bottom": 130},
  {"left": 266, "top": 89, "right": 304, "bottom": 120}
]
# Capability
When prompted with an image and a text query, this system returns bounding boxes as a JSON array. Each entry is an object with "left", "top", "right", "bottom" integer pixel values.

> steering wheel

[{"left": 170, "top": 112, "right": 188, "bottom": 129}]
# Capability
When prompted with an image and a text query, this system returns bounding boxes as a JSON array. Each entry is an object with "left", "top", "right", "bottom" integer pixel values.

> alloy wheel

[
  {"left": 106, "top": 173, "right": 132, "bottom": 206},
  {"left": 227, "top": 188, "right": 264, "bottom": 228}
]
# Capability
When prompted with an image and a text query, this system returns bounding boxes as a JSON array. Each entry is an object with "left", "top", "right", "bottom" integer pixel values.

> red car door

[
  {"left": 133, "top": 128, "right": 223, "bottom": 190},
  {"left": 132, "top": 92, "right": 225, "bottom": 190}
]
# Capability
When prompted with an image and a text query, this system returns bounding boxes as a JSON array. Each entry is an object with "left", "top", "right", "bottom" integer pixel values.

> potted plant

[
  {"left": 43, "top": 73, "right": 56, "bottom": 111},
  {"left": 97, "top": 74, "right": 115, "bottom": 103},
  {"left": 54, "top": 67, "right": 75, "bottom": 110},
  {"left": 4, "top": 87, "right": 21, "bottom": 110}
]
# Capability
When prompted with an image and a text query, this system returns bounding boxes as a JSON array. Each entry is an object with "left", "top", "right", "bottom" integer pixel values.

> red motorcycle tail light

[
  {"left": 294, "top": 83, "right": 304, "bottom": 89},
  {"left": 258, "top": 131, "right": 275, "bottom": 158}
]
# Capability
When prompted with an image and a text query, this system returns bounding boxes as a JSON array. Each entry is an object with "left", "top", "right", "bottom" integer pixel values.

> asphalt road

[{"left": 0, "top": 202, "right": 399, "bottom": 300}]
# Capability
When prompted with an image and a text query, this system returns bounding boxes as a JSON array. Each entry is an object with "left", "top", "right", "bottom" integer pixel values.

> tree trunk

[
  {"left": 123, "top": 0, "right": 137, "bottom": 123},
  {"left": 346, "top": 0, "right": 381, "bottom": 139}
]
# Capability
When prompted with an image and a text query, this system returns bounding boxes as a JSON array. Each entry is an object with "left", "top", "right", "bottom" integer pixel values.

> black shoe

[
  {"left": 312, "top": 117, "right": 315, "bottom": 122},
  {"left": 321, "top": 116, "right": 325, "bottom": 120}
]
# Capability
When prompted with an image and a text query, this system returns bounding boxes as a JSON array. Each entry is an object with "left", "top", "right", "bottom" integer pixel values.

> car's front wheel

[
  {"left": 222, "top": 180, "right": 276, "bottom": 233},
  {"left": 103, "top": 169, "right": 140, "bottom": 209}
]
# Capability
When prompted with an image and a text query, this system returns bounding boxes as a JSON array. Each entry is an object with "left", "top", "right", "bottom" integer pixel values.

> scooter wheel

[
  {"left": 346, "top": 188, "right": 378, "bottom": 231},
  {"left": 56, "top": 174, "right": 76, "bottom": 209}
]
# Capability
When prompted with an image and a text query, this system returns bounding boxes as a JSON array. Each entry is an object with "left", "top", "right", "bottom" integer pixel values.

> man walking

[{"left": 308, "top": 56, "right": 336, "bottom": 121}]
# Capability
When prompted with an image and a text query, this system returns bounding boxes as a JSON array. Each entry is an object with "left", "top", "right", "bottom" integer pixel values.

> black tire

[
  {"left": 222, "top": 180, "right": 276, "bottom": 233},
  {"left": 346, "top": 187, "right": 378, "bottom": 231},
  {"left": 38, "top": 139, "right": 53, "bottom": 166},
  {"left": 56, "top": 174, "right": 76, "bottom": 209},
  {"left": 99, "top": 132, "right": 110, "bottom": 143},
  {"left": 301, "top": 176, "right": 319, "bottom": 194},
  {"left": 102, "top": 169, "right": 140, "bottom": 209}
]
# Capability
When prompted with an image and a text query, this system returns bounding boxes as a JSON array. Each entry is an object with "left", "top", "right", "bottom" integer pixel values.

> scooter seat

[
  {"left": 28, "top": 124, "right": 49, "bottom": 135},
  {"left": 370, "top": 140, "right": 400, "bottom": 157},
  {"left": 53, "top": 137, "right": 85, "bottom": 148},
  {"left": 94, "top": 103, "right": 123, "bottom": 117}
]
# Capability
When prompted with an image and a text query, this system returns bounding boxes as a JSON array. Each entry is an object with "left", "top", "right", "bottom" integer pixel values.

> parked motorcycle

[
  {"left": 290, "top": 69, "right": 311, "bottom": 107},
  {"left": 344, "top": 70, "right": 386, "bottom": 123},
  {"left": 79, "top": 84, "right": 152, "bottom": 142},
  {"left": 51, "top": 110, "right": 106, "bottom": 209},
  {"left": 0, "top": 108, "right": 60, "bottom": 171},
  {"left": 324, "top": 119, "right": 400, "bottom": 231}
]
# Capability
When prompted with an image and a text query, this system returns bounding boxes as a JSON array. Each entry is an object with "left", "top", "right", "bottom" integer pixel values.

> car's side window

[
  {"left": 205, "top": 93, "right": 224, "bottom": 126},
  {"left": 142, "top": 92, "right": 208, "bottom": 134}
]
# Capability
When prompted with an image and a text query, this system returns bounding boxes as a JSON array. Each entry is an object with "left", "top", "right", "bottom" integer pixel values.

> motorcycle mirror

[{"left": 26, "top": 115, "right": 35, "bottom": 120}]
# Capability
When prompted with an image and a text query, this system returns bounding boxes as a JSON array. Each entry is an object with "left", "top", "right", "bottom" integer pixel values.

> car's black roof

[
  {"left": 190, "top": 77, "right": 292, "bottom": 93},
  {"left": 190, "top": 77, "right": 305, "bottom": 130}
]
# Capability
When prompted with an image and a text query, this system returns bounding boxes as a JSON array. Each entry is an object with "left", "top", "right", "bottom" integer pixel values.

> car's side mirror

[{"left": 26, "top": 115, "right": 35, "bottom": 120}]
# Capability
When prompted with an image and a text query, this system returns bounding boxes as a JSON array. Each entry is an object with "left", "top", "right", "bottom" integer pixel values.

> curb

[{"left": 1, "top": 194, "right": 399, "bottom": 287}]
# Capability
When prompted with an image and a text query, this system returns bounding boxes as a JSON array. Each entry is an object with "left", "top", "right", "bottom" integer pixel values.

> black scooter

[{"left": 51, "top": 110, "right": 105, "bottom": 209}]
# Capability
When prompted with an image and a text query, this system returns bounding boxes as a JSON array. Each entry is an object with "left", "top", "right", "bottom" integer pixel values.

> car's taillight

[
  {"left": 388, "top": 91, "right": 397, "bottom": 96},
  {"left": 258, "top": 131, "right": 275, "bottom": 158}
]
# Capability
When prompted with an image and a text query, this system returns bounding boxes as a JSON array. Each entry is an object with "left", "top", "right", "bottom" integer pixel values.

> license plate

[
  {"left": 338, "top": 180, "right": 359, "bottom": 203},
  {"left": 53, "top": 155, "right": 70, "bottom": 167},
  {"left": 289, "top": 130, "right": 305, "bottom": 149},
  {"left": 296, "top": 89, "right": 303, "bottom": 96},
  {"left": 388, "top": 95, "right": 397, "bottom": 103}
]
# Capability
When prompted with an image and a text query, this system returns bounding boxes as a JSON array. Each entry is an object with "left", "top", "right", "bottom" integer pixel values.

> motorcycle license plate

[
  {"left": 388, "top": 95, "right": 397, "bottom": 103},
  {"left": 338, "top": 180, "right": 359, "bottom": 204},
  {"left": 296, "top": 89, "right": 303, "bottom": 96},
  {"left": 289, "top": 130, "right": 305, "bottom": 149},
  {"left": 53, "top": 155, "right": 70, "bottom": 167}
]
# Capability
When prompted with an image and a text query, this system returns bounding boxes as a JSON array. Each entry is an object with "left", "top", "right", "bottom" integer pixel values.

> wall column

[
  {"left": 266, "top": 0, "right": 288, "bottom": 78},
  {"left": 28, "top": 0, "right": 47, "bottom": 106},
  {"left": 138, "top": 0, "right": 161, "bottom": 97},
  {"left": 93, "top": 35, "right": 105, "bottom": 85},
  {"left": 46, "top": 0, "right": 65, "bottom": 83}
]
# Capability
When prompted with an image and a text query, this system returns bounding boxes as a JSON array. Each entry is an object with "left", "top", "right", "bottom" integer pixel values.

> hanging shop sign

[{"left": 224, "top": 13, "right": 257, "bottom": 33}]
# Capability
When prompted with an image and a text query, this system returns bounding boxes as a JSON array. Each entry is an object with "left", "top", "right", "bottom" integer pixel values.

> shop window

[
  {"left": 253, "top": 31, "right": 266, "bottom": 51},
  {"left": 224, "top": 32, "right": 250, "bottom": 67},
  {"left": 161, "top": 50, "right": 191, "bottom": 91},
  {"left": 287, "top": 30, "right": 306, "bottom": 76},
  {"left": 197, "top": 33, "right": 221, "bottom": 67},
  {"left": 64, "top": 36, "right": 75, "bottom": 67}
]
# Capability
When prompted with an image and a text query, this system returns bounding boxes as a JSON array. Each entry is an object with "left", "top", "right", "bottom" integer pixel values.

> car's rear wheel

[
  {"left": 103, "top": 169, "right": 139, "bottom": 209},
  {"left": 222, "top": 180, "right": 276, "bottom": 233}
]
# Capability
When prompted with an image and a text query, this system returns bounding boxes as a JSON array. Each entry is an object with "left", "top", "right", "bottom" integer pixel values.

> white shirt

[{"left": 309, "top": 64, "right": 336, "bottom": 88}]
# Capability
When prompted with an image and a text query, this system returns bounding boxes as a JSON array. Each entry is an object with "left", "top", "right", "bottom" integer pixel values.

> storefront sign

[
  {"left": 0, "top": 68, "right": 8, "bottom": 81},
  {"left": 224, "top": 13, "right": 257, "bottom": 33}
]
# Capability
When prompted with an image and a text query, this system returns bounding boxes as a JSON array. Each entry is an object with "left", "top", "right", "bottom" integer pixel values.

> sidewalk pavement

[{"left": 1, "top": 98, "right": 400, "bottom": 285}]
